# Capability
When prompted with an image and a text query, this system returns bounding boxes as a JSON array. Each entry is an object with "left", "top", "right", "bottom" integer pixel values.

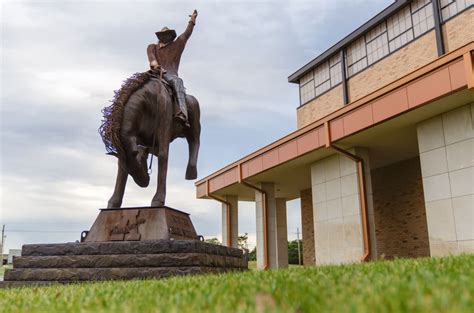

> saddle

[{"left": 148, "top": 69, "right": 181, "bottom": 115}]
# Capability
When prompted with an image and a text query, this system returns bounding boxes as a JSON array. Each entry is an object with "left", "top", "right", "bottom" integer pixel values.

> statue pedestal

[
  {"left": 1, "top": 207, "right": 248, "bottom": 288},
  {"left": 83, "top": 206, "right": 198, "bottom": 242}
]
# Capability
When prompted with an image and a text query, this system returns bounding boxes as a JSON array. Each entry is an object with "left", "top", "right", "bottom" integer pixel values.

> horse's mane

[{"left": 99, "top": 71, "right": 152, "bottom": 155}]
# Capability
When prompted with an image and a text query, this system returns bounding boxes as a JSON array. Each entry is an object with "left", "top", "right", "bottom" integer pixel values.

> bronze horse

[{"left": 106, "top": 76, "right": 200, "bottom": 208}]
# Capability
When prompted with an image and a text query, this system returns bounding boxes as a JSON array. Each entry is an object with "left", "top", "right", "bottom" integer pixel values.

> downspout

[
  {"left": 206, "top": 180, "right": 233, "bottom": 247},
  {"left": 325, "top": 124, "right": 371, "bottom": 261},
  {"left": 238, "top": 164, "right": 270, "bottom": 270}
]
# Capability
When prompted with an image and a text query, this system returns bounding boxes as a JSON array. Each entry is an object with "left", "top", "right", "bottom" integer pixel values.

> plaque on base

[{"left": 82, "top": 206, "right": 198, "bottom": 242}]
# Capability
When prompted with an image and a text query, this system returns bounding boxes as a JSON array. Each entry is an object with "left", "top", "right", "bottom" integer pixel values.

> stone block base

[{"left": 1, "top": 240, "right": 247, "bottom": 287}]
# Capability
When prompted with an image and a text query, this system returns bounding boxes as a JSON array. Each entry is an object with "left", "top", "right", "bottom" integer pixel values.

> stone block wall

[
  {"left": 417, "top": 103, "right": 474, "bottom": 256},
  {"left": 310, "top": 151, "right": 367, "bottom": 265},
  {"left": 300, "top": 189, "right": 315, "bottom": 266},
  {"left": 371, "top": 157, "right": 430, "bottom": 259}
]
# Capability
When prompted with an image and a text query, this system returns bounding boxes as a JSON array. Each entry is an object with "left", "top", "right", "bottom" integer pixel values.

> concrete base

[
  {"left": 84, "top": 206, "right": 198, "bottom": 242},
  {"left": 2, "top": 240, "right": 247, "bottom": 287}
]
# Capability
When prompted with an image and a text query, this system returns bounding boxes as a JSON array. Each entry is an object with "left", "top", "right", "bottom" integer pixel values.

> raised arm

[
  {"left": 176, "top": 10, "right": 198, "bottom": 44},
  {"left": 147, "top": 44, "right": 158, "bottom": 69}
]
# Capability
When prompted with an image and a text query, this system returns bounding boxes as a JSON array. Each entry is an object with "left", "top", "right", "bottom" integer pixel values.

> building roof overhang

[
  {"left": 196, "top": 42, "right": 474, "bottom": 201},
  {"left": 288, "top": 0, "right": 410, "bottom": 84}
]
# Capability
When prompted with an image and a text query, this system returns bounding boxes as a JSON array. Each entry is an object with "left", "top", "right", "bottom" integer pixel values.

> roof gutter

[
  {"left": 206, "top": 181, "right": 233, "bottom": 247},
  {"left": 238, "top": 164, "right": 269, "bottom": 270}
]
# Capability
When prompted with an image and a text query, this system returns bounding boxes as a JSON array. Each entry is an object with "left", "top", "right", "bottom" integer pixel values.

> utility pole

[
  {"left": 296, "top": 227, "right": 301, "bottom": 266},
  {"left": 1, "top": 224, "right": 5, "bottom": 257}
]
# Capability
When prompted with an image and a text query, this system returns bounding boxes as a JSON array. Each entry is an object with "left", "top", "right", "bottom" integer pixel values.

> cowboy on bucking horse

[{"left": 147, "top": 9, "right": 198, "bottom": 128}]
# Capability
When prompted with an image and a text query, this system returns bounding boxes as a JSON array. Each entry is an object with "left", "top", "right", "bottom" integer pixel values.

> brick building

[{"left": 196, "top": 0, "right": 474, "bottom": 269}]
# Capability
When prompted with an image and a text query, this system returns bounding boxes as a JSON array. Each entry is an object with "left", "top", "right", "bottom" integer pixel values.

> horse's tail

[{"left": 99, "top": 71, "right": 152, "bottom": 157}]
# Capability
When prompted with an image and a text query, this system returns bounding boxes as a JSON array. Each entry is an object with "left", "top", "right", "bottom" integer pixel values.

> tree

[
  {"left": 248, "top": 247, "right": 257, "bottom": 261},
  {"left": 288, "top": 239, "right": 303, "bottom": 265},
  {"left": 204, "top": 237, "right": 221, "bottom": 245},
  {"left": 238, "top": 232, "right": 249, "bottom": 253}
]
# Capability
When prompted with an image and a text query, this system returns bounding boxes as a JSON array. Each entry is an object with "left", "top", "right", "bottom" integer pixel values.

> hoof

[
  {"left": 185, "top": 166, "right": 197, "bottom": 180},
  {"left": 107, "top": 199, "right": 122, "bottom": 208},
  {"left": 151, "top": 200, "right": 165, "bottom": 207}
]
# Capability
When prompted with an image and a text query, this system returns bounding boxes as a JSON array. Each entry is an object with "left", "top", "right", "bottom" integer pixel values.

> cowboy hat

[{"left": 155, "top": 27, "right": 177, "bottom": 43}]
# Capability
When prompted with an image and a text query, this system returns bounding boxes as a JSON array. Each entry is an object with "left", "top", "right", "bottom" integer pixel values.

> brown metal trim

[
  {"left": 238, "top": 164, "right": 269, "bottom": 270},
  {"left": 464, "top": 52, "right": 474, "bottom": 90},
  {"left": 328, "top": 145, "right": 371, "bottom": 262},
  {"left": 206, "top": 181, "right": 232, "bottom": 247}
]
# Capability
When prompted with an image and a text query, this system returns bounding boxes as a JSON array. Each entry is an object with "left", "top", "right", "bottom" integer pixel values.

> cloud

[{"left": 1, "top": 0, "right": 391, "bottom": 251}]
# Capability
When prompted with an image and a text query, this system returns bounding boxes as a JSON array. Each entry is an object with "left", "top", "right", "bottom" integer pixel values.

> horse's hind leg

[
  {"left": 107, "top": 159, "right": 128, "bottom": 208},
  {"left": 185, "top": 95, "right": 201, "bottom": 180}
]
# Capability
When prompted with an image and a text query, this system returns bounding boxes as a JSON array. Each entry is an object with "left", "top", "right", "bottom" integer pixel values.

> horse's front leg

[
  {"left": 151, "top": 143, "right": 169, "bottom": 207},
  {"left": 107, "top": 159, "right": 128, "bottom": 208},
  {"left": 185, "top": 132, "right": 200, "bottom": 180}
]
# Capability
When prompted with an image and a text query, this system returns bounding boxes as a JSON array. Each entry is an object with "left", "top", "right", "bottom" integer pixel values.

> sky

[{"left": 0, "top": 0, "right": 391, "bottom": 252}]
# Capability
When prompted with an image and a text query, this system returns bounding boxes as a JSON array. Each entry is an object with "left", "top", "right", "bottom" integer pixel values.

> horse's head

[{"left": 127, "top": 146, "right": 150, "bottom": 188}]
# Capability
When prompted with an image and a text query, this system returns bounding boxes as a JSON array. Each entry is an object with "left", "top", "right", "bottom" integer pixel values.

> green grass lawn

[{"left": 1, "top": 254, "right": 473, "bottom": 313}]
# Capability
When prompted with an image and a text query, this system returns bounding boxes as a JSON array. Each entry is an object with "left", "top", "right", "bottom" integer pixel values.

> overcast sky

[{"left": 0, "top": 0, "right": 391, "bottom": 252}]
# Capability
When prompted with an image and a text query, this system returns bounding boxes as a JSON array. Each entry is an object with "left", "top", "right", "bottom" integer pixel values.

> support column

[
  {"left": 310, "top": 147, "right": 375, "bottom": 265},
  {"left": 300, "top": 189, "right": 315, "bottom": 266},
  {"left": 221, "top": 195, "right": 238, "bottom": 248},
  {"left": 255, "top": 183, "right": 288, "bottom": 269},
  {"left": 417, "top": 104, "right": 474, "bottom": 256}
]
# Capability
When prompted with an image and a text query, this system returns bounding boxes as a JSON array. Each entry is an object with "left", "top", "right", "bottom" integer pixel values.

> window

[
  {"left": 387, "top": 6, "right": 413, "bottom": 40},
  {"left": 300, "top": 79, "right": 315, "bottom": 104},
  {"left": 298, "top": 0, "right": 471, "bottom": 106},
  {"left": 366, "top": 22, "right": 389, "bottom": 65},
  {"left": 411, "top": 0, "right": 434, "bottom": 37},
  {"left": 313, "top": 62, "right": 330, "bottom": 87},
  {"left": 313, "top": 62, "right": 331, "bottom": 97},
  {"left": 329, "top": 53, "right": 342, "bottom": 86},
  {"left": 346, "top": 36, "right": 368, "bottom": 76},
  {"left": 441, "top": 0, "right": 473, "bottom": 21},
  {"left": 411, "top": 0, "right": 431, "bottom": 12}
]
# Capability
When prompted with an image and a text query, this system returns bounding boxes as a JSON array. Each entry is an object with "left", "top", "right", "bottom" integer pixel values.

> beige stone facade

[
  {"left": 300, "top": 189, "right": 315, "bottom": 266},
  {"left": 310, "top": 150, "right": 370, "bottom": 265},
  {"left": 417, "top": 104, "right": 474, "bottom": 257},
  {"left": 371, "top": 157, "right": 430, "bottom": 259},
  {"left": 255, "top": 183, "right": 288, "bottom": 269},
  {"left": 443, "top": 7, "right": 474, "bottom": 53},
  {"left": 297, "top": 85, "right": 343, "bottom": 129},
  {"left": 348, "top": 31, "right": 438, "bottom": 103}
]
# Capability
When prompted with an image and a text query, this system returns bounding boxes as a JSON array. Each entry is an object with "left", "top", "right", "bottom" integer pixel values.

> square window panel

[
  {"left": 314, "top": 62, "right": 330, "bottom": 87},
  {"left": 412, "top": 2, "right": 434, "bottom": 37},
  {"left": 300, "top": 80, "right": 315, "bottom": 104},
  {"left": 387, "top": 6, "right": 413, "bottom": 40}
]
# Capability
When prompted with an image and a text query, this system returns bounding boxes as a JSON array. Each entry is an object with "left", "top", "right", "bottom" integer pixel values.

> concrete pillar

[
  {"left": 417, "top": 104, "right": 474, "bottom": 256},
  {"left": 221, "top": 195, "right": 238, "bottom": 248},
  {"left": 310, "top": 147, "right": 375, "bottom": 265},
  {"left": 255, "top": 183, "right": 288, "bottom": 269}
]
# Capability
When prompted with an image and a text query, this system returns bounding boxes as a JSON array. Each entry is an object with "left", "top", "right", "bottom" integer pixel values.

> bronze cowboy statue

[{"left": 99, "top": 10, "right": 200, "bottom": 208}]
